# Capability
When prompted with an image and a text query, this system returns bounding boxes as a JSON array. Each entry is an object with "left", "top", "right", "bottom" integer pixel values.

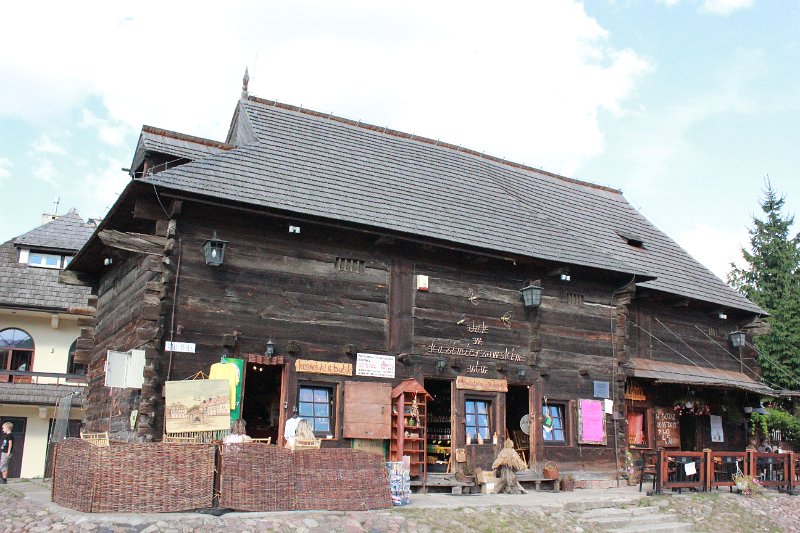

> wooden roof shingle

[{"left": 128, "top": 97, "right": 761, "bottom": 315}]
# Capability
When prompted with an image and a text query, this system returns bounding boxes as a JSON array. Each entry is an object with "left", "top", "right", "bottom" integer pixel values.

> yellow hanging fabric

[{"left": 209, "top": 362, "right": 240, "bottom": 410}]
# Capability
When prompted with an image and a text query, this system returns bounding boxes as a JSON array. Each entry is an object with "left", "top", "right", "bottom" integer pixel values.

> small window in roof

[{"left": 617, "top": 231, "right": 644, "bottom": 249}]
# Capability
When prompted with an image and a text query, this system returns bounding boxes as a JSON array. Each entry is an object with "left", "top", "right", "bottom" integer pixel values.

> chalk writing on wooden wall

[{"left": 654, "top": 407, "right": 681, "bottom": 448}]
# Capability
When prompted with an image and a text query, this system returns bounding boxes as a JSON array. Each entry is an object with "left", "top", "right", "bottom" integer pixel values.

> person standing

[{"left": 1, "top": 422, "right": 14, "bottom": 484}]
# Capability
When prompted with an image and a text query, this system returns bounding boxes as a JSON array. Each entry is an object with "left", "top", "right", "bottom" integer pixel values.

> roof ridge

[
  {"left": 141, "top": 125, "right": 235, "bottom": 151},
  {"left": 245, "top": 96, "right": 621, "bottom": 195}
]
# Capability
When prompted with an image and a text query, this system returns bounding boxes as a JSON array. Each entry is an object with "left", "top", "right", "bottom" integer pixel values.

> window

[
  {"left": 465, "top": 399, "right": 491, "bottom": 441},
  {"left": 0, "top": 329, "right": 34, "bottom": 382},
  {"left": 67, "top": 340, "right": 87, "bottom": 375},
  {"left": 542, "top": 403, "right": 566, "bottom": 443},
  {"left": 18, "top": 249, "right": 72, "bottom": 269},
  {"left": 298, "top": 385, "right": 334, "bottom": 435},
  {"left": 627, "top": 410, "right": 648, "bottom": 446}
]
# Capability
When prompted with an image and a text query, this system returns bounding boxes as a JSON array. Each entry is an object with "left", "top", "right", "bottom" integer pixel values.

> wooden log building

[{"left": 64, "top": 79, "right": 772, "bottom": 487}]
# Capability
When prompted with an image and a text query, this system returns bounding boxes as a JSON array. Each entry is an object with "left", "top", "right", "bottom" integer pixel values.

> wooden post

[
  {"left": 703, "top": 448, "right": 712, "bottom": 492},
  {"left": 788, "top": 452, "right": 795, "bottom": 491},
  {"left": 745, "top": 448, "right": 755, "bottom": 478},
  {"left": 657, "top": 449, "right": 665, "bottom": 495}
]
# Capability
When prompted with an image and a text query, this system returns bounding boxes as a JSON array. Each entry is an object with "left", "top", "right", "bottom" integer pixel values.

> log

[{"left": 98, "top": 230, "right": 167, "bottom": 255}]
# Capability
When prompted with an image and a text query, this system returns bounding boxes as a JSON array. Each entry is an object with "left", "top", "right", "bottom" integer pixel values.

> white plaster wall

[
  {"left": 0, "top": 309, "right": 81, "bottom": 380},
  {"left": 0, "top": 404, "right": 85, "bottom": 478}
]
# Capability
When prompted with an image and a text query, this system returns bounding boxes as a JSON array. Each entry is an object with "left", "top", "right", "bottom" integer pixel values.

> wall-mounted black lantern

[
  {"left": 265, "top": 338, "right": 275, "bottom": 356},
  {"left": 436, "top": 358, "right": 447, "bottom": 374},
  {"left": 729, "top": 330, "right": 746, "bottom": 348},
  {"left": 517, "top": 367, "right": 527, "bottom": 380},
  {"left": 203, "top": 232, "right": 228, "bottom": 266},
  {"left": 520, "top": 283, "right": 543, "bottom": 309}
]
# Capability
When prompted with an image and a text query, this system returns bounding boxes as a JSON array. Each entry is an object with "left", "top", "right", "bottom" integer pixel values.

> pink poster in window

[{"left": 578, "top": 399, "right": 607, "bottom": 445}]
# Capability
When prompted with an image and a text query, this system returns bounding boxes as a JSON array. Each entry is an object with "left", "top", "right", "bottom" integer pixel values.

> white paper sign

[
  {"left": 355, "top": 353, "right": 396, "bottom": 378},
  {"left": 603, "top": 399, "right": 614, "bottom": 414},
  {"left": 710, "top": 415, "right": 724, "bottom": 442},
  {"left": 684, "top": 461, "right": 697, "bottom": 476},
  {"left": 165, "top": 341, "right": 196, "bottom": 353}
]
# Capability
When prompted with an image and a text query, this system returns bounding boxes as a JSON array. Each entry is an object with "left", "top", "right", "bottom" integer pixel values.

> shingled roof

[
  {"left": 136, "top": 97, "right": 761, "bottom": 315},
  {"left": 130, "top": 125, "right": 233, "bottom": 176},
  {"left": 1, "top": 211, "right": 93, "bottom": 312},
  {"left": 14, "top": 209, "right": 95, "bottom": 252}
]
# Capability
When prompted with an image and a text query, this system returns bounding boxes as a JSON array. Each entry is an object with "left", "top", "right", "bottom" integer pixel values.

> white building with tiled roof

[{"left": 0, "top": 210, "right": 96, "bottom": 478}]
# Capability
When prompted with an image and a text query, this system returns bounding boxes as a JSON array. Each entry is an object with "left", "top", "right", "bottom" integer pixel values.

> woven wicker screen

[
  {"left": 219, "top": 446, "right": 392, "bottom": 512},
  {"left": 52, "top": 439, "right": 216, "bottom": 513}
]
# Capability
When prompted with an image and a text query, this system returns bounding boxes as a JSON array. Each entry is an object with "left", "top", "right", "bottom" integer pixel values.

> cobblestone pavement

[{"left": 0, "top": 479, "right": 798, "bottom": 532}]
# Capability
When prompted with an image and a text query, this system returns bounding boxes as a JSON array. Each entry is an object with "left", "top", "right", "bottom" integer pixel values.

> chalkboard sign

[{"left": 654, "top": 407, "right": 680, "bottom": 448}]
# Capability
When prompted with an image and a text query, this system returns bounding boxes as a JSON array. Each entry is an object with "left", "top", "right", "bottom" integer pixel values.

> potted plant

[
  {"left": 732, "top": 472, "right": 763, "bottom": 496},
  {"left": 560, "top": 474, "right": 575, "bottom": 492}
]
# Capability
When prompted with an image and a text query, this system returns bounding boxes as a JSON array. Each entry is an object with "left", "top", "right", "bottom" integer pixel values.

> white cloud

[
  {"left": 79, "top": 109, "right": 130, "bottom": 146},
  {"left": 676, "top": 223, "right": 748, "bottom": 281},
  {"left": 700, "top": 0, "right": 754, "bottom": 15},
  {"left": 81, "top": 156, "right": 130, "bottom": 213},
  {"left": 32, "top": 134, "right": 67, "bottom": 155},
  {"left": 0, "top": 158, "right": 11, "bottom": 183},
  {"left": 0, "top": 1, "right": 650, "bottom": 176},
  {"left": 31, "top": 159, "right": 61, "bottom": 186}
]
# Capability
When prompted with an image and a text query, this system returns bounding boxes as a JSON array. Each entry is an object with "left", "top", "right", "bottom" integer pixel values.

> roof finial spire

[{"left": 241, "top": 67, "right": 250, "bottom": 100}]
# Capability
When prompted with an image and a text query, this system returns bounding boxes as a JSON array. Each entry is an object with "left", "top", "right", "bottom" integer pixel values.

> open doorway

[
  {"left": 425, "top": 379, "right": 451, "bottom": 473},
  {"left": 506, "top": 385, "right": 530, "bottom": 466},
  {"left": 0, "top": 417, "right": 26, "bottom": 478},
  {"left": 241, "top": 363, "right": 282, "bottom": 443}
]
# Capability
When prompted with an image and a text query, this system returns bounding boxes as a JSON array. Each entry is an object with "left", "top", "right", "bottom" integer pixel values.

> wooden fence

[{"left": 656, "top": 449, "right": 798, "bottom": 494}]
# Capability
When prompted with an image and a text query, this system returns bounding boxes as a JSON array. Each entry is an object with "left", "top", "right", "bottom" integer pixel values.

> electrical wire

[{"left": 692, "top": 325, "right": 786, "bottom": 391}]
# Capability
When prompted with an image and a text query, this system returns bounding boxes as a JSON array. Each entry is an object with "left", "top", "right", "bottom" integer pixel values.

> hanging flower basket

[{"left": 673, "top": 397, "right": 711, "bottom": 416}]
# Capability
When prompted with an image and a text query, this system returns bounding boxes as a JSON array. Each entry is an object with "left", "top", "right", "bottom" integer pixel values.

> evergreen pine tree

[{"left": 729, "top": 181, "right": 800, "bottom": 391}]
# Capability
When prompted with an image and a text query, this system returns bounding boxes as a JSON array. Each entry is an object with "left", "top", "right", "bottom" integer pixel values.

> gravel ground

[{"left": 0, "top": 479, "right": 798, "bottom": 532}]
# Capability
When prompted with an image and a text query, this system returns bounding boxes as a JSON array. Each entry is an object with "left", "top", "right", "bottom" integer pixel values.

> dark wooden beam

[
  {"left": 98, "top": 230, "right": 166, "bottom": 255},
  {"left": 133, "top": 198, "right": 166, "bottom": 221},
  {"left": 58, "top": 269, "right": 96, "bottom": 287}
]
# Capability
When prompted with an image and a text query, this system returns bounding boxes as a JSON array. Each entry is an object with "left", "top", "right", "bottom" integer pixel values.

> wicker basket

[{"left": 543, "top": 461, "right": 559, "bottom": 480}]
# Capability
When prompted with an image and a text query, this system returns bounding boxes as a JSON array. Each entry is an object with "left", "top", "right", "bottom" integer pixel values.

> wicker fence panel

[
  {"left": 90, "top": 442, "right": 215, "bottom": 513},
  {"left": 218, "top": 443, "right": 294, "bottom": 511},
  {"left": 51, "top": 440, "right": 95, "bottom": 512},
  {"left": 293, "top": 449, "right": 392, "bottom": 511}
]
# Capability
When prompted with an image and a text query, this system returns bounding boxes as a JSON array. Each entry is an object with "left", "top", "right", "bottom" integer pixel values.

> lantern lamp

[
  {"left": 520, "top": 283, "right": 543, "bottom": 309},
  {"left": 729, "top": 330, "right": 746, "bottom": 348},
  {"left": 436, "top": 358, "right": 447, "bottom": 374},
  {"left": 202, "top": 232, "right": 228, "bottom": 266},
  {"left": 265, "top": 338, "right": 275, "bottom": 356}
]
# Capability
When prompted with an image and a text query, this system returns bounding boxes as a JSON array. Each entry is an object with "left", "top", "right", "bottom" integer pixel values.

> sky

[{"left": 1, "top": 0, "right": 799, "bottom": 282}]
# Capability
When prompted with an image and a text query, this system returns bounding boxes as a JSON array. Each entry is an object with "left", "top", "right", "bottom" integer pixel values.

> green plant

[
  {"left": 732, "top": 472, "right": 763, "bottom": 496},
  {"left": 751, "top": 408, "right": 800, "bottom": 440}
]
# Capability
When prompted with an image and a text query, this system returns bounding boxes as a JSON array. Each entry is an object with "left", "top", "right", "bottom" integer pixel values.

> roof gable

[{"left": 14, "top": 209, "right": 95, "bottom": 252}]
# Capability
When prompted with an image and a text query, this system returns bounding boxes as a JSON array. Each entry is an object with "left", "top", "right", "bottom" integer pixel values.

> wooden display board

[
  {"left": 654, "top": 407, "right": 680, "bottom": 448},
  {"left": 343, "top": 381, "right": 391, "bottom": 439}
]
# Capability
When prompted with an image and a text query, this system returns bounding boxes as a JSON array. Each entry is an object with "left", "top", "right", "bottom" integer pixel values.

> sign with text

[
  {"left": 654, "top": 407, "right": 681, "bottom": 448},
  {"left": 455, "top": 375, "right": 508, "bottom": 393},
  {"left": 710, "top": 415, "right": 724, "bottom": 442},
  {"left": 295, "top": 359, "right": 353, "bottom": 376},
  {"left": 355, "top": 353, "right": 395, "bottom": 378},
  {"left": 165, "top": 341, "right": 196, "bottom": 353}
]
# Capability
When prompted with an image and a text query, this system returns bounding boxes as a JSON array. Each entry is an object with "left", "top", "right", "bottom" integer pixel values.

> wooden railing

[
  {"left": 656, "top": 449, "right": 797, "bottom": 494},
  {"left": 0, "top": 370, "right": 87, "bottom": 385}
]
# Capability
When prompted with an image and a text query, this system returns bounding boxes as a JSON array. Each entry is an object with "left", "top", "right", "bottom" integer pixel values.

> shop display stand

[{"left": 390, "top": 379, "right": 431, "bottom": 479}]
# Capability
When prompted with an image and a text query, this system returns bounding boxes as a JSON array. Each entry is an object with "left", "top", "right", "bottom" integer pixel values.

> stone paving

[{"left": 0, "top": 479, "right": 798, "bottom": 532}]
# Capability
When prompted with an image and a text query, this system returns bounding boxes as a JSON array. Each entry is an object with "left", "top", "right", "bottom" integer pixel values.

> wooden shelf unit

[{"left": 390, "top": 379, "right": 432, "bottom": 479}]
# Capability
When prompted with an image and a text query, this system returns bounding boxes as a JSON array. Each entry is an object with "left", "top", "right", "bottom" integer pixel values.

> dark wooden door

[{"left": 0, "top": 416, "right": 26, "bottom": 478}]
